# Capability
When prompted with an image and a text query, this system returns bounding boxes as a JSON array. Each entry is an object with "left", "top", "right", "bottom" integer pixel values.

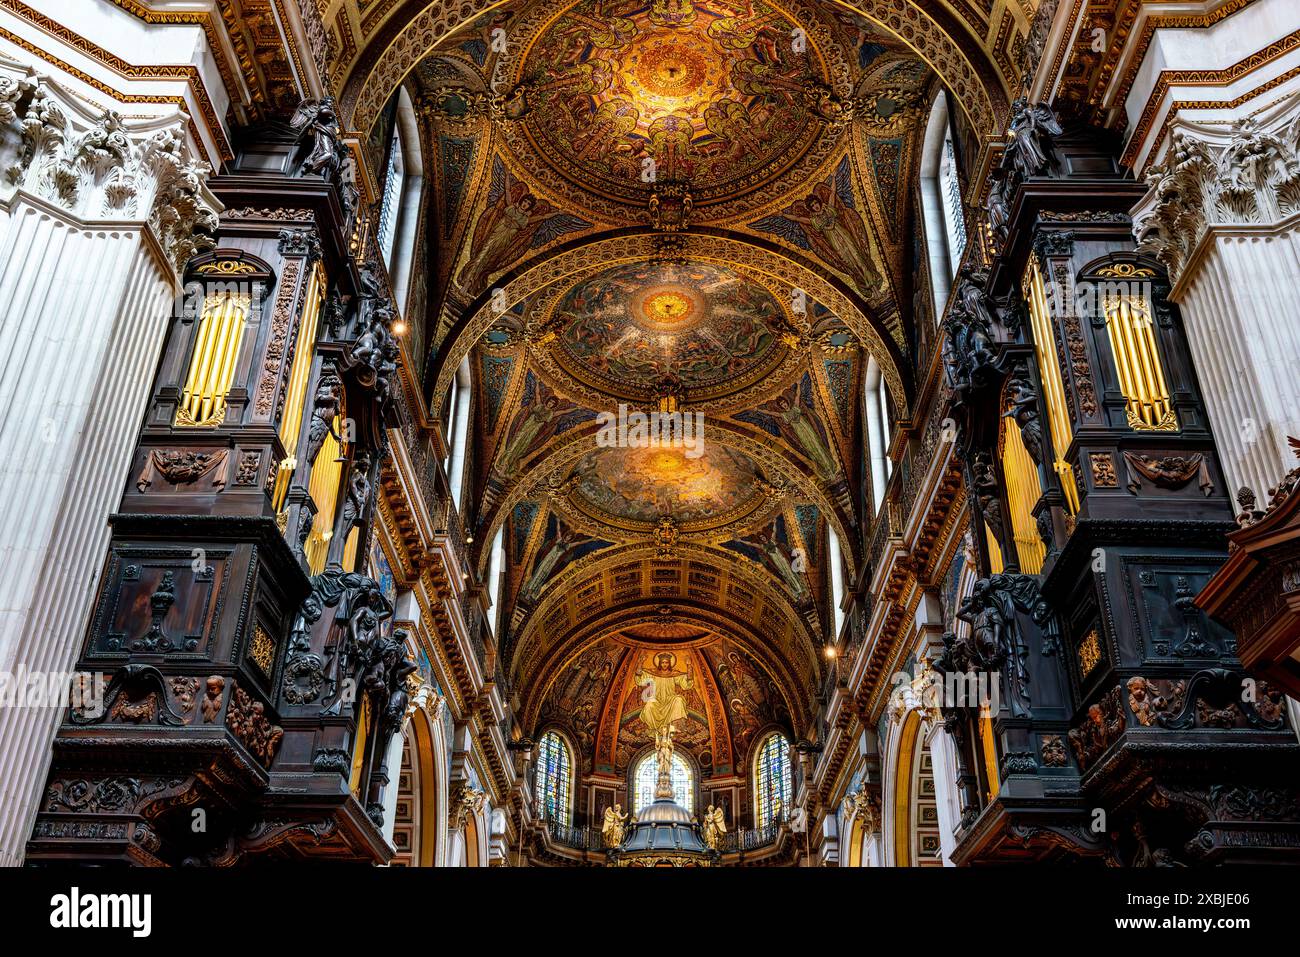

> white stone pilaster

[
  {"left": 0, "top": 55, "right": 217, "bottom": 866},
  {"left": 1133, "top": 92, "right": 1300, "bottom": 499}
]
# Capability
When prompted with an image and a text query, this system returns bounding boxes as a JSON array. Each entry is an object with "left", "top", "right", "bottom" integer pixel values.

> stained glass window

[
  {"left": 534, "top": 731, "right": 572, "bottom": 826},
  {"left": 754, "top": 732, "right": 792, "bottom": 828},
  {"left": 633, "top": 751, "right": 693, "bottom": 815}
]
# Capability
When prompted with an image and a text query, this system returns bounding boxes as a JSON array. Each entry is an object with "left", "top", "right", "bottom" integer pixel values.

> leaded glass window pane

[
  {"left": 754, "top": 733, "right": 792, "bottom": 828},
  {"left": 633, "top": 752, "right": 692, "bottom": 815},
  {"left": 534, "top": 731, "right": 572, "bottom": 826}
]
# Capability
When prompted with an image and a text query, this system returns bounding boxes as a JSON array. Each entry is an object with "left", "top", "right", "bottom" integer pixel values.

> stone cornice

[
  {"left": 0, "top": 54, "right": 220, "bottom": 275},
  {"left": 0, "top": 0, "right": 233, "bottom": 162},
  {"left": 1121, "top": 28, "right": 1300, "bottom": 172},
  {"left": 1133, "top": 91, "right": 1300, "bottom": 283}
]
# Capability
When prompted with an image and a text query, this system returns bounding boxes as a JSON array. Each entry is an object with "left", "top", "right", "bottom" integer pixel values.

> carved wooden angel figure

[
  {"left": 349, "top": 319, "right": 386, "bottom": 388},
  {"left": 378, "top": 631, "right": 420, "bottom": 733},
  {"left": 339, "top": 450, "right": 373, "bottom": 541},
  {"left": 953, "top": 265, "right": 998, "bottom": 338},
  {"left": 290, "top": 96, "right": 344, "bottom": 179},
  {"left": 987, "top": 165, "right": 1012, "bottom": 241},
  {"left": 1003, "top": 364, "right": 1045, "bottom": 463},
  {"left": 1006, "top": 98, "right": 1062, "bottom": 179},
  {"left": 306, "top": 369, "right": 342, "bottom": 465},
  {"left": 374, "top": 334, "right": 400, "bottom": 405}
]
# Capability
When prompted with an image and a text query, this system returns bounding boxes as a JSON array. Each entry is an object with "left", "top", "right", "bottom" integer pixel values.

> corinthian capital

[
  {"left": 0, "top": 57, "right": 219, "bottom": 274},
  {"left": 1132, "top": 105, "right": 1300, "bottom": 283}
]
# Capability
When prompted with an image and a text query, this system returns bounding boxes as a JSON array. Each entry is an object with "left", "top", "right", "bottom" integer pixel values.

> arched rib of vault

[
  {"left": 472, "top": 415, "right": 860, "bottom": 583},
  {"left": 339, "top": 0, "right": 1007, "bottom": 156},
  {"left": 430, "top": 229, "right": 911, "bottom": 426},
  {"left": 509, "top": 540, "right": 821, "bottom": 698},
  {"left": 519, "top": 599, "right": 810, "bottom": 736}
]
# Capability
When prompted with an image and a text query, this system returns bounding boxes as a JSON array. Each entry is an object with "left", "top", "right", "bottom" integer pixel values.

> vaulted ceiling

[{"left": 341, "top": 0, "right": 1009, "bottom": 770}]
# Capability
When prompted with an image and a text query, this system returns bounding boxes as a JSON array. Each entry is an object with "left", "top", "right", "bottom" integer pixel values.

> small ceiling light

[
  {"left": 824, "top": 645, "right": 837, "bottom": 660},
  {"left": 466, "top": 535, "right": 474, "bottom": 545},
  {"left": 392, "top": 320, "right": 407, "bottom": 336}
]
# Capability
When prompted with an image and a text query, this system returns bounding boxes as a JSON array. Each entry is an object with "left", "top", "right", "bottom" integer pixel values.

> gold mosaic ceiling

[
  {"left": 358, "top": 0, "right": 1003, "bottom": 759},
  {"left": 502, "top": 0, "right": 836, "bottom": 214}
]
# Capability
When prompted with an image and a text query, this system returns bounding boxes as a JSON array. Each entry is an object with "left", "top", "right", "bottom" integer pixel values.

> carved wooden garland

[{"left": 136, "top": 448, "right": 229, "bottom": 493}]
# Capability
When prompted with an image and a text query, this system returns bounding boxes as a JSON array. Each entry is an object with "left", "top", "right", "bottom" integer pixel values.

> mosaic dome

[
  {"left": 551, "top": 259, "right": 786, "bottom": 400},
  {"left": 568, "top": 443, "right": 764, "bottom": 529},
  {"left": 513, "top": 0, "right": 831, "bottom": 211}
]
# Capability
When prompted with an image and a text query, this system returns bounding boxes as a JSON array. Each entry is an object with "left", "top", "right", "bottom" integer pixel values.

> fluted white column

[
  {"left": 1173, "top": 223, "right": 1300, "bottom": 498},
  {"left": 1133, "top": 94, "right": 1300, "bottom": 499},
  {"left": 0, "top": 207, "right": 180, "bottom": 866},
  {"left": 0, "top": 63, "right": 216, "bottom": 865}
]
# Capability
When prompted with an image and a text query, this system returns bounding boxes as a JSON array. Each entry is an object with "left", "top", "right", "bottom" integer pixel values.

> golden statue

[
  {"left": 635, "top": 652, "right": 691, "bottom": 738},
  {"left": 602, "top": 804, "right": 628, "bottom": 848},
  {"left": 702, "top": 804, "right": 727, "bottom": 849},
  {"left": 636, "top": 653, "right": 693, "bottom": 799}
]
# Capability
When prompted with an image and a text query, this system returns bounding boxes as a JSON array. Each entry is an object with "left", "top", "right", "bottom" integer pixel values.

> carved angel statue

[
  {"left": 290, "top": 97, "right": 345, "bottom": 179},
  {"left": 306, "top": 370, "right": 342, "bottom": 465},
  {"left": 601, "top": 804, "right": 628, "bottom": 848},
  {"left": 338, "top": 451, "right": 373, "bottom": 541},
  {"left": 701, "top": 804, "right": 727, "bottom": 849},
  {"left": 1006, "top": 98, "right": 1063, "bottom": 179}
]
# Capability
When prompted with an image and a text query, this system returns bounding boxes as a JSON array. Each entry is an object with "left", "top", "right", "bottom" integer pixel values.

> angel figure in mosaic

[{"left": 755, "top": 163, "right": 883, "bottom": 295}]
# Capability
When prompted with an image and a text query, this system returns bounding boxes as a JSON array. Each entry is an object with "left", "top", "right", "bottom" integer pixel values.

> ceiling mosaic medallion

[
  {"left": 567, "top": 442, "right": 765, "bottom": 530},
  {"left": 550, "top": 259, "right": 788, "bottom": 400},
  {"left": 511, "top": 0, "right": 835, "bottom": 212}
]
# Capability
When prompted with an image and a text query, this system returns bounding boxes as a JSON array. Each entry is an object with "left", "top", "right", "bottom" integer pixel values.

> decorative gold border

[
  {"left": 1121, "top": 31, "right": 1300, "bottom": 170},
  {"left": 1109, "top": 0, "right": 1259, "bottom": 111},
  {"left": 0, "top": 0, "right": 233, "bottom": 160}
]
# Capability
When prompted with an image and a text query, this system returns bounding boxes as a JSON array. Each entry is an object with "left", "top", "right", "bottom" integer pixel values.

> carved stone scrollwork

[
  {"left": 453, "top": 782, "right": 487, "bottom": 829},
  {"left": 844, "top": 788, "right": 880, "bottom": 836},
  {"left": 0, "top": 68, "right": 219, "bottom": 272},
  {"left": 1133, "top": 113, "right": 1300, "bottom": 283},
  {"left": 887, "top": 658, "right": 942, "bottom": 728}
]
